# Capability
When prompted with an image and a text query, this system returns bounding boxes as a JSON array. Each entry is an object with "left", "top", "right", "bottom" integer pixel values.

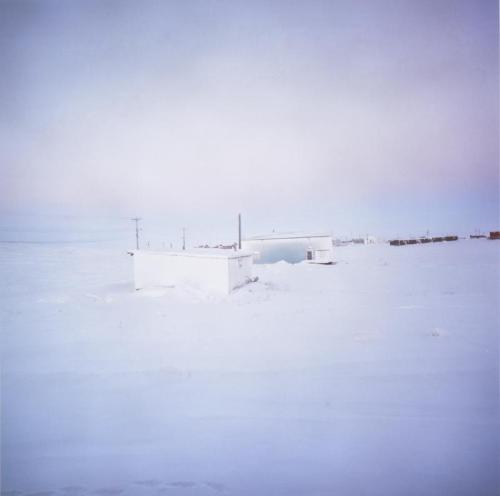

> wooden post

[{"left": 238, "top": 213, "right": 242, "bottom": 250}]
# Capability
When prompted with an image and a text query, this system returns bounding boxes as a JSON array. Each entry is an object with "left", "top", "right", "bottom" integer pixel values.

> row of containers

[
  {"left": 389, "top": 236, "right": 458, "bottom": 246},
  {"left": 389, "top": 231, "right": 500, "bottom": 246},
  {"left": 470, "top": 231, "right": 500, "bottom": 240}
]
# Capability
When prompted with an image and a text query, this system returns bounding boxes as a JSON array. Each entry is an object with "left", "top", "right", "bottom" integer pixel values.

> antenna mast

[{"left": 131, "top": 217, "right": 141, "bottom": 250}]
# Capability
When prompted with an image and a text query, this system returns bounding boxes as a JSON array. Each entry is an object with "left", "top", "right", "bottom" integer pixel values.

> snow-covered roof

[
  {"left": 132, "top": 248, "right": 252, "bottom": 259},
  {"left": 243, "top": 232, "right": 331, "bottom": 241}
]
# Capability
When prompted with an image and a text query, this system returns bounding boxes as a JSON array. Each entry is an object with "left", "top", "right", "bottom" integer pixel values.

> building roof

[
  {"left": 132, "top": 248, "right": 252, "bottom": 260},
  {"left": 243, "top": 232, "right": 332, "bottom": 241}
]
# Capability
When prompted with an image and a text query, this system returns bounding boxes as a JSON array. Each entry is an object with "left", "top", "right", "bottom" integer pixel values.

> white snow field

[{"left": 1, "top": 239, "right": 498, "bottom": 496}]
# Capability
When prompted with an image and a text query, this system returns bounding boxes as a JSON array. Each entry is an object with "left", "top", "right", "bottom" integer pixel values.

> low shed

[
  {"left": 132, "top": 249, "right": 253, "bottom": 294},
  {"left": 242, "top": 232, "right": 333, "bottom": 264}
]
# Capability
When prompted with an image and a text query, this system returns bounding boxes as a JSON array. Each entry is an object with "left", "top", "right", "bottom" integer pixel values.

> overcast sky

[{"left": 0, "top": 0, "right": 498, "bottom": 241}]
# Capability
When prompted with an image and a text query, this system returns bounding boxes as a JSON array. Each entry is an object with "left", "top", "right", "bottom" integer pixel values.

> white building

[
  {"left": 242, "top": 232, "right": 334, "bottom": 264},
  {"left": 132, "top": 249, "right": 254, "bottom": 294}
]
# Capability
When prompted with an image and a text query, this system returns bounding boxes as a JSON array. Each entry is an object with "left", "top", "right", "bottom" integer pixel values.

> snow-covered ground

[{"left": 1, "top": 239, "right": 498, "bottom": 496}]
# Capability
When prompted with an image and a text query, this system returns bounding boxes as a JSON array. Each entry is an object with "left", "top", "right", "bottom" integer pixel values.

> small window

[{"left": 306, "top": 250, "right": 313, "bottom": 260}]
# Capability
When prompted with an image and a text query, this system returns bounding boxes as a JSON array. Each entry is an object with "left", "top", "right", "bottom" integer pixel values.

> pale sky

[{"left": 1, "top": 0, "right": 498, "bottom": 241}]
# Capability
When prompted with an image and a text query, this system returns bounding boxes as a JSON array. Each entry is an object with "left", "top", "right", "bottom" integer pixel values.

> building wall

[
  {"left": 242, "top": 236, "right": 333, "bottom": 264},
  {"left": 133, "top": 251, "right": 252, "bottom": 294},
  {"left": 228, "top": 255, "right": 253, "bottom": 290}
]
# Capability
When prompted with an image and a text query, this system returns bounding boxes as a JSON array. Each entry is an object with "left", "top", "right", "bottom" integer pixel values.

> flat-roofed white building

[
  {"left": 132, "top": 249, "right": 253, "bottom": 294},
  {"left": 242, "top": 232, "right": 333, "bottom": 264}
]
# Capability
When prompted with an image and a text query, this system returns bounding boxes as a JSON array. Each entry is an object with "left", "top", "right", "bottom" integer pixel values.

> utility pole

[
  {"left": 182, "top": 227, "right": 186, "bottom": 250},
  {"left": 131, "top": 217, "right": 141, "bottom": 250},
  {"left": 238, "top": 213, "right": 242, "bottom": 250}
]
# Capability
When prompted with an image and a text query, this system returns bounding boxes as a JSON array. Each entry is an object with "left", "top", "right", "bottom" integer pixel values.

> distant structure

[
  {"left": 131, "top": 249, "right": 254, "bottom": 294},
  {"left": 334, "top": 236, "right": 379, "bottom": 246},
  {"left": 470, "top": 229, "right": 487, "bottom": 239},
  {"left": 242, "top": 232, "right": 333, "bottom": 264},
  {"left": 333, "top": 238, "right": 348, "bottom": 246},
  {"left": 489, "top": 231, "right": 500, "bottom": 240},
  {"left": 197, "top": 243, "right": 237, "bottom": 250},
  {"left": 389, "top": 235, "right": 458, "bottom": 246},
  {"left": 350, "top": 236, "right": 379, "bottom": 244}
]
